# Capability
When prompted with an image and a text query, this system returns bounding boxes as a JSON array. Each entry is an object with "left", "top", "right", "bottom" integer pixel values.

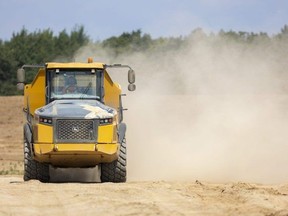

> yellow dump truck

[{"left": 17, "top": 58, "right": 136, "bottom": 182}]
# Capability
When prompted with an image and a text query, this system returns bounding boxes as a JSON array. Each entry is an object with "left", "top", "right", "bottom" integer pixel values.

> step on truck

[{"left": 16, "top": 58, "right": 136, "bottom": 182}]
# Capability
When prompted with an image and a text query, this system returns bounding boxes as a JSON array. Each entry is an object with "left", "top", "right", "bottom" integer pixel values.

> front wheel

[
  {"left": 23, "top": 138, "right": 50, "bottom": 183},
  {"left": 101, "top": 139, "right": 127, "bottom": 183}
]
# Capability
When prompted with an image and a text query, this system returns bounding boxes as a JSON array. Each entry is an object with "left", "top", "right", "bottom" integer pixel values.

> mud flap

[{"left": 118, "top": 123, "right": 126, "bottom": 144}]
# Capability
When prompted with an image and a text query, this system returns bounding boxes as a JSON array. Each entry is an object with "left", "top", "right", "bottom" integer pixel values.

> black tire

[
  {"left": 24, "top": 140, "right": 37, "bottom": 181},
  {"left": 101, "top": 138, "right": 127, "bottom": 183},
  {"left": 23, "top": 137, "right": 50, "bottom": 183},
  {"left": 36, "top": 161, "right": 50, "bottom": 183}
]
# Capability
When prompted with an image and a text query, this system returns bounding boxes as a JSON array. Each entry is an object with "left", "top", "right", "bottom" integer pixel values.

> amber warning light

[{"left": 88, "top": 57, "right": 93, "bottom": 63}]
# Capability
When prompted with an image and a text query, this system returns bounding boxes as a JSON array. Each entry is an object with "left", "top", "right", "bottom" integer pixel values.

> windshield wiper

[{"left": 80, "top": 82, "right": 92, "bottom": 99}]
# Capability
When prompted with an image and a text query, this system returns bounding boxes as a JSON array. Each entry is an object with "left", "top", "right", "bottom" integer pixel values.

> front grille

[{"left": 56, "top": 119, "right": 96, "bottom": 143}]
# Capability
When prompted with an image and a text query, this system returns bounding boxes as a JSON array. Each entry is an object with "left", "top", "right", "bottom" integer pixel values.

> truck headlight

[
  {"left": 40, "top": 117, "right": 53, "bottom": 125},
  {"left": 35, "top": 114, "right": 53, "bottom": 125},
  {"left": 99, "top": 118, "right": 113, "bottom": 125}
]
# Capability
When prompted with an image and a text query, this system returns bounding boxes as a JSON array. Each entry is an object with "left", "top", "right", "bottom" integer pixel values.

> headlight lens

[
  {"left": 36, "top": 115, "right": 53, "bottom": 125},
  {"left": 99, "top": 118, "right": 113, "bottom": 125}
]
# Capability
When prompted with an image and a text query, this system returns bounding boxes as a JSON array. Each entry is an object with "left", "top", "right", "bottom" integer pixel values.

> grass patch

[{"left": 0, "top": 161, "right": 23, "bottom": 175}]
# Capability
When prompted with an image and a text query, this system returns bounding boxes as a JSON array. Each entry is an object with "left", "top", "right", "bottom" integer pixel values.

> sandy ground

[
  {"left": 1, "top": 176, "right": 288, "bottom": 216},
  {"left": 1, "top": 96, "right": 288, "bottom": 215}
]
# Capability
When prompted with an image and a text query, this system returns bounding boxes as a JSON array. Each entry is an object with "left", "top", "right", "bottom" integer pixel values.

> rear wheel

[
  {"left": 23, "top": 137, "right": 50, "bottom": 182},
  {"left": 101, "top": 138, "right": 127, "bottom": 183}
]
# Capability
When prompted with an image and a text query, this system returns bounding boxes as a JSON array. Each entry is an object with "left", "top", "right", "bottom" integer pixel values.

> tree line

[{"left": 0, "top": 25, "right": 288, "bottom": 95}]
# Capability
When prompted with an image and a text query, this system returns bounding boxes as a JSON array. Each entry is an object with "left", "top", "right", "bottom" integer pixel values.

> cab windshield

[{"left": 48, "top": 69, "right": 102, "bottom": 101}]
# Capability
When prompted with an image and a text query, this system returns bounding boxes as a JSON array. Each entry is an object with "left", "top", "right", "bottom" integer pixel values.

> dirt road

[
  {"left": 1, "top": 96, "right": 288, "bottom": 215},
  {"left": 1, "top": 176, "right": 288, "bottom": 216}
]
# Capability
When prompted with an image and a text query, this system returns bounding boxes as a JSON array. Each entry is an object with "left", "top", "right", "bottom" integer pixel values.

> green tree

[
  {"left": 102, "top": 29, "right": 152, "bottom": 56},
  {"left": 0, "top": 26, "right": 89, "bottom": 95}
]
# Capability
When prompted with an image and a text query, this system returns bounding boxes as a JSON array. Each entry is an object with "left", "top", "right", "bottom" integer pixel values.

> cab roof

[{"left": 46, "top": 62, "right": 105, "bottom": 69}]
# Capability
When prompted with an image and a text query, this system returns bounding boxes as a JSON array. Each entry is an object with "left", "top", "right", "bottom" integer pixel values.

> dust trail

[{"left": 75, "top": 33, "right": 288, "bottom": 184}]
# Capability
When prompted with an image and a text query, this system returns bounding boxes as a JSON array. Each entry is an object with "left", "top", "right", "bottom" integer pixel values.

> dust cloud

[{"left": 75, "top": 33, "right": 288, "bottom": 184}]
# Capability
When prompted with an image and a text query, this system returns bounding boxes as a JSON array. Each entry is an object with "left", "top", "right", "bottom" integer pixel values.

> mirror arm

[
  {"left": 21, "top": 64, "right": 45, "bottom": 69},
  {"left": 104, "top": 64, "right": 132, "bottom": 70}
]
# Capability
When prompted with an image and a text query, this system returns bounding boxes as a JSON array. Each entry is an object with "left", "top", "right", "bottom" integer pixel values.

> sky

[{"left": 0, "top": 0, "right": 287, "bottom": 41}]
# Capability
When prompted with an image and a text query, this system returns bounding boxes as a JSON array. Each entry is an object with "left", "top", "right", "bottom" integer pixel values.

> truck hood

[{"left": 35, "top": 100, "right": 116, "bottom": 119}]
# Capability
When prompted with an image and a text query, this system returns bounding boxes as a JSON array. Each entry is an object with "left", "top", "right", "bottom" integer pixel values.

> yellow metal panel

[
  {"left": 24, "top": 69, "right": 46, "bottom": 115},
  {"left": 34, "top": 143, "right": 54, "bottom": 154},
  {"left": 34, "top": 143, "right": 96, "bottom": 155},
  {"left": 23, "top": 84, "right": 31, "bottom": 109},
  {"left": 46, "top": 62, "right": 104, "bottom": 69},
  {"left": 34, "top": 143, "right": 118, "bottom": 155},
  {"left": 97, "top": 143, "right": 119, "bottom": 155},
  {"left": 37, "top": 124, "right": 53, "bottom": 143},
  {"left": 56, "top": 144, "right": 96, "bottom": 152},
  {"left": 34, "top": 143, "right": 119, "bottom": 166},
  {"left": 103, "top": 71, "right": 121, "bottom": 109},
  {"left": 98, "top": 124, "right": 117, "bottom": 143}
]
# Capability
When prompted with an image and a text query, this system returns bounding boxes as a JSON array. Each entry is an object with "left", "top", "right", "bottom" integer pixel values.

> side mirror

[
  {"left": 17, "top": 83, "right": 25, "bottom": 91},
  {"left": 128, "top": 69, "right": 135, "bottom": 84},
  {"left": 128, "top": 84, "right": 136, "bottom": 91},
  {"left": 17, "top": 68, "right": 25, "bottom": 83}
]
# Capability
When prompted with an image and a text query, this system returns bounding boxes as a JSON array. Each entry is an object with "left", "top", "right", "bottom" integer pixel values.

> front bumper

[{"left": 33, "top": 143, "right": 119, "bottom": 167}]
